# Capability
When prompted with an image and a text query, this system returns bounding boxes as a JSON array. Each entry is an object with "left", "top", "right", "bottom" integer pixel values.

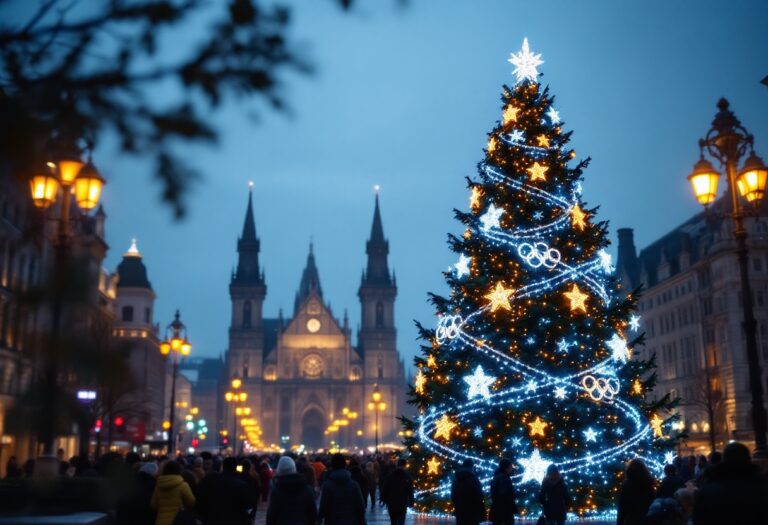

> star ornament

[
  {"left": 650, "top": 414, "right": 665, "bottom": 438},
  {"left": 415, "top": 370, "right": 427, "bottom": 395},
  {"left": 508, "top": 37, "right": 544, "bottom": 84},
  {"left": 563, "top": 283, "right": 589, "bottom": 313},
  {"left": 427, "top": 457, "right": 441, "bottom": 475},
  {"left": 583, "top": 427, "right": 598, "bottom": 442},
  {"left": 469, "top": 187, "right": 483, "bottom": 210},
  {"left": 518, "top": 449, "right": 550, "bottom": 484},
  {"left": 607, "top": 333, "right": 630, "bottom": 363},
  {"left": 547, "top": 107, "right": 561, "bottom": 124},
  {"left": 485, "top": 282, "right": 514, "bottom": 312},
  {"left": 570, "top": 204, "right": 588, "bottom": 231},
  {"left": 426, "top": 355, "right": 437, "bottom": 368},
  {"left": 454, "top": 254, "right": 472, "bottom": 278},
  {"left": 629, "top": 314, "right": 641, "bottom": 332},
  {"left": 502, "top": 105, "right": 520, "bottom": 125},
  {"left": 526, "top": 161, "right": 549, "bottom": 182},
  {"left": 528, "top": 416, "right": 548, "bottom": 437},
  {"left": 536, "top": 134, "right": 551, "bottom": 148},
  {"left": 434, "top": 414, "right": 457, "bottom": 441},
  {"left": 480, "top": 204, "right": 504, "bottom": 232},
  {"left": 464, "top": 365, "right": 496, "bottom": 401}
]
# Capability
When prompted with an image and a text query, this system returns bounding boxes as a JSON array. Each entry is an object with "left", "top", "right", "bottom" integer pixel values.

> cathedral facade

[{"left": 224, "top": 191, "right": 407, "bottom": 450}]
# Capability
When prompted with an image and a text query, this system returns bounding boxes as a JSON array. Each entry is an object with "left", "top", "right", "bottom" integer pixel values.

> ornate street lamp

[
  {"left": 160, "top": 310, "right": 192, "bottom": 455},
  {"left": 225, "top": 376, "right": 247, "bottom": 455},
  {"left": 687, "top": 98, "right": 768, "bottom": 458},
  {"left": 367, "top": 384, "right": 387, "bottom": 454},
  {"left": 28, "top": 143, "right": 106, "bottom": 457}
]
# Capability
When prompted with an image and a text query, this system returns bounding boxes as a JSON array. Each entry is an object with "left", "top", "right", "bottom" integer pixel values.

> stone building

[
  {"left": 224, "top": 190, "right": 407, "bottom": 450},
  {"left": 616, "top": 197, "right": 768, "bottom": 450},
  {"left": 112, "top": 240, "right": 166, "bottom": 446}
]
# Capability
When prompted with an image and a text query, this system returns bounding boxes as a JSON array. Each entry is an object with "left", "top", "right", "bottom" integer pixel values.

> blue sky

[{"left": 28, "top": 0, "right": 768, "bottom": 365}]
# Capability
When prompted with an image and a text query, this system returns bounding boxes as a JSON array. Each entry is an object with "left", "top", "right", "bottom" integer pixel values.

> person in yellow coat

[{"left": 151, "top": 460, "right": 196, "bottom": 525}]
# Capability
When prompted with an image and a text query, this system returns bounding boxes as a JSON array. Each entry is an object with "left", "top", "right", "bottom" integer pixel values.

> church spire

[
  {"left": 233, "top": 185, "right": 262, "bottom": 285},
  {"left": 363, "top": 187, "right": 391, "bottom": 285},
  {"left": 241, "top": 182, "right": 257, "bottom": 242},
  {"left": 294, "top": 242, "right": 323, "bottom": 313}
]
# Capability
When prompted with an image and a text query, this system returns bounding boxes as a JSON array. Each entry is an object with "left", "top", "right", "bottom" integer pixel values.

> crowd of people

[
  {"left": 3, "top": 441, "right": 768, "bottom": 525},
  {"left": 448, "top": 441, "right": 768, "bottom": 525},
  {"left": 3, "top": 450, "right": 413, "bottom": 525}
]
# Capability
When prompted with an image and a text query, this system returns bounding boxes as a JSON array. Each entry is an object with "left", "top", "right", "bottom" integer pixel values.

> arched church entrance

[{"left": 301, "top": 408, "right": 325, "bottom": 450}]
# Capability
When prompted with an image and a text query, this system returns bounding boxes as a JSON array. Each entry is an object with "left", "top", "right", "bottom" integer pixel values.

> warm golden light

[
  {"left": 29, "top": 163, "right": 60, "bottom": 209},
  {"left": 231, "top": 377, "right": 242, "bottom": 389},
  {"left": 372, "top": 388, "right": 382, "bottom": 403},
  {"left": 688, "top": 158, "right": 720, "bottom": 205},
  {"left": 239, "top": 392, "right": 248, "bottom": 402},
  {"left": 57, "top": 157, "right": 84, "bottom": 184},
  {"left": 737, "top": 152, "right": 768, "bottom": 203},
  {"left": 190, "top": 407, "right": 199, "bottom": 415},
  {"left": 225, "top": 391, "right": 234, "bottom": 402},
  {"left": 159, "top": 342, "right": 171, "bottom": 355},
  {"left": 162, "top": 420, "right": 171, "bottom": 430},
  {"left": 170, "top": 337, "right": 182, "bottom": 351},
  {"left": 73, "top": 162, "right": 104, "bottom": 210},
  {"left": 180, "top": 340, "right": 192, "bottom": 356}
]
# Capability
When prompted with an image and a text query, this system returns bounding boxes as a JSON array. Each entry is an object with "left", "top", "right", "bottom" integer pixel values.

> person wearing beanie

[
  {"left": 266, "top": 456, "right": 317, "bottom": 525},
  {"left": 318, "top": 453, "right": 366, "bottom": 525}
]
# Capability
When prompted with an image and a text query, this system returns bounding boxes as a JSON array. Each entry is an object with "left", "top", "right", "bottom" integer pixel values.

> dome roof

[{"left": 116, "top": 239, "right": 152, "bottom": 289}]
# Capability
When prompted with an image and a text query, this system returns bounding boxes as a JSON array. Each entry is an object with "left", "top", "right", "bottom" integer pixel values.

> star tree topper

[{"left": 508, "top": 37, "right": 544, "bottom": 84}]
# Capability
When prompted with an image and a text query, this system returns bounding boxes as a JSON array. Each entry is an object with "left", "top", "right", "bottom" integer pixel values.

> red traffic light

[
  {"left": 94, "top": 419, "right": 102, "bottom": 430},
  {"left": 222, "top": 437, "right": 229, "bottom": 445},
  {"left": 114, "top": 416, "right": 124, "bottom": 427},
  {"left": 191, "top": 438, "right": 199, "bottom": 447}
]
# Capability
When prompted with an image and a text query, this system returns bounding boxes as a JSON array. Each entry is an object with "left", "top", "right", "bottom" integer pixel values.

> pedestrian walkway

[{"left": 253, "top": 502, "right": 613, "bottom": 524}]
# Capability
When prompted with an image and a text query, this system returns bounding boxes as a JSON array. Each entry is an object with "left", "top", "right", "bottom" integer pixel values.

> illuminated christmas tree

[{"left": 403, "top": 39, "right": 677, "bottom": 517}]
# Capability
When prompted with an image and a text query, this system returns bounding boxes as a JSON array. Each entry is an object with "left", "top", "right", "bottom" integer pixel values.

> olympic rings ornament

[
  {"left": 436, "top": 315, "right": 463, "bottom": 345},
  {"left": 517, "top": 242, "right": 561, "bottom": 269},
  {"left": 581, "top": 375, "right": 620, "bottom": 403}
]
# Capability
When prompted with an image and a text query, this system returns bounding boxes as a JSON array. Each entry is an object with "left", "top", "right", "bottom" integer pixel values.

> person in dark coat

[
  {"left": 451, "top": 459, "right": 485, "bottom": 525},
  {"left": 349, "top": 460, "right": 369, "bottom": 507},
  {"left": 693, "top": 442, "right": 768, "bottom": 525},
  {"left": 381, "top": 459, "right": 414, "bottom": 525},
  {"left": 538, "top": 464, "right": 570, "bottom": 525},
  {"left": 196, "top": 457, "right": 252, "bottom": 525},
  {"left": 318, "top": 453, "right": 366, "bottom": 525},
  {"left": 378, "top": 458, "right": 393, "bottom": 507},
  {"left": 616, "top": 458, "right": 655, "bottom": 525},
  {"left": 656, "top": 464, "right": 684, "bottom": 499},
  {"left": 266, "top": 456, "right": 317, "bottom": 525},
  {"left": 117, "top": 462, "right": 158, "bottom": 525},
  {"left": 490, "top": 458, "right": 517, "bottom": 525}
]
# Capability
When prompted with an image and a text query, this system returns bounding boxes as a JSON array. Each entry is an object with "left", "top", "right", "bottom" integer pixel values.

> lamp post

[
  {"left": 225, "top": 376, "right": 247, "bottom": 456},
  {"left": 159, "top": 310, "right": 192, "bottom": 456},
  {"left": 28, "top": 143, "right": 105, "bottom": 457},
  {"left": 687, "top": 98, "right": 768, "bottom": 458},
  {"left": 367, "top": 384, "right": 387, "bottom": 454}
]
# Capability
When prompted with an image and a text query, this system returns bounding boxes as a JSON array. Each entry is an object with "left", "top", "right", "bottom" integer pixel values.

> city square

[{"left": 0, "top": 1, "right": 767, "bottom": 524}]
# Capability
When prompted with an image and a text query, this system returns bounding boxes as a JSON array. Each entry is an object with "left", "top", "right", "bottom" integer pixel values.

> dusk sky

[{"left": 22, "top": 0, "right": 766, "bottom": 365}]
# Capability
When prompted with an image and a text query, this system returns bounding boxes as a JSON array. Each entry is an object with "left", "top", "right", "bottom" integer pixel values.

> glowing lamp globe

[
  {"left": 239, "top": 392, "right": 248, "bottom": 402},
  {"left": 688, "top": 158, "right": 720, "bottom": 205},
  {"left": 73, "top": 162, "right": 105, "bottom": 210},
  {"left": 159, "top": 341, "right": 171, "bottom": 355},
  {"left": 56, "top": 155, "right": 84, "bottom": 185},
  {"left": 225, "top": 392, "right": 234, "bottom": 402},
  {"left": 29, "top": 163, "right": 60, "bottom": 209},
  {"left": 737, "top": 152, "right": 768, "bottom": 203},
  {"left": 180, "top": 340, "right": 192, "bottom": 356},
  {"left": 162, "top": 420, "right": 171, "bottom": 430},
  {"left": 170, "top": 337, "right": 182, "bottom": 352},
  {"left": 231, "top": 377, "right": 242, "bottom": 389}
]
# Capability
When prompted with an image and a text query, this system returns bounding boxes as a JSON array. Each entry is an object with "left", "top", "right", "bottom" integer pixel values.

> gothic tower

[
  {"left": 358, "top": 192, "right": 402, "bottom": 442},
  {"left": 228, "top": 189, "right": 266, "bottom": 381}
]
